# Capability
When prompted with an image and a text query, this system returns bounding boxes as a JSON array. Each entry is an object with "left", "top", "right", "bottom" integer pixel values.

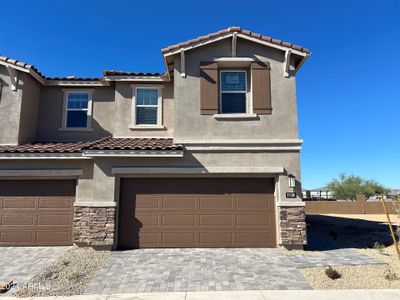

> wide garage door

[
  {"left": 119, "top": 178, "right": 276, "bottom": 248},
  {"left": 0, "top": 180, "right": 75, "bottom": 246}
]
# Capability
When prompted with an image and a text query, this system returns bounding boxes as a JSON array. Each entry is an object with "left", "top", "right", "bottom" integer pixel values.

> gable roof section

[
  {"left": 1, "top": 27, "right": 310, "bottom": 85},
  {"left": 161, "top": 27, "right": 311, "bottom": 56}
]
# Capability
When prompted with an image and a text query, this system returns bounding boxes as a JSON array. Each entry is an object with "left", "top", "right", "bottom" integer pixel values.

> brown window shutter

[
  {"left": 200, "top": 62, "right": 219, "bottom": 115},
  {"left": 251, "top": 61, "right": 272, "bottom": 115}
]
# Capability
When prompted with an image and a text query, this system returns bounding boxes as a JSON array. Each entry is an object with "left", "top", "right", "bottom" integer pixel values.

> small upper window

[
  {"left": 64, "top": 92, "right": 91, "bottom": 128},
  {"left": 135, "top": 88, "right": 159, "bottom": 125},
  {"left": 220, "top": 71, "right": 247, "bottom": 114}
]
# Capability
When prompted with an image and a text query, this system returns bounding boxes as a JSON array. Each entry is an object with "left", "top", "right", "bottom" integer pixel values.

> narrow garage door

[
  {"left": 119, "top": 178, "right": 276, "bottom": 248},
  {"left": 0, "top": 180, "right": 75, "bottom": 246}
]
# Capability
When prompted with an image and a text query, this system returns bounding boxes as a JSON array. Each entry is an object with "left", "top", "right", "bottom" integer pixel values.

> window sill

[
  {"left": 129, "top": 125, "right": 166, "bottom": 130},
  {"left": 58, "top": 128, "right": 94, "bottom": 132},
  {"left": 213, "top": 113, "right": 259, "bottom": 120}
]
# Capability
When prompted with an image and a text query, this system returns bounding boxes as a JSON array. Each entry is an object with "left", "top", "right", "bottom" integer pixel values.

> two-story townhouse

[{"left": 0, "top": 27, "right": 310, "bottom": 249}]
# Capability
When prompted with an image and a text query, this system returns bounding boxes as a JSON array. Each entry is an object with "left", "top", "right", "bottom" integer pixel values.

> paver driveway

[
  {"left": 0, "top": 247, "right": 71, "bottom": 284},
  {"left": 85, "top": 248, "right": 311, "bottom": 294}
]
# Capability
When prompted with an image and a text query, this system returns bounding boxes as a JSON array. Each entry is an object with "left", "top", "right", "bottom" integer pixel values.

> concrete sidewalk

[{"left": 2, "top": 289, "right": 400, "bottom": 300}]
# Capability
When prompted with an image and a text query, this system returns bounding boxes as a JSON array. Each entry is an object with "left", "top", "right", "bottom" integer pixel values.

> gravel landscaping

[
  {"left": 13, "top": 246, "right": 111, "bottom": 297},
  {"left": 299, "top": 245, "right": 400, "bottom": 289}
]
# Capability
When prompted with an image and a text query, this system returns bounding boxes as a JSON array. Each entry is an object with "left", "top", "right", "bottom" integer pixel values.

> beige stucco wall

[
  {"left": 36, "top": 86, "right": 115, "bottom": 142},
  {"left": 113, "top": 82, "right": 174, "bottom": 137},
  {"left": 18, "top": 72, "right": 41, "bottom": 144},
  {"left": 0, "top": 66, "right": 24, "bottom": 145},
  {"left": 173, "top": 38, "right": 300, "bottom": 142},
  {"left": 35, "top": 82, "right": 174, "bottom": 142}
]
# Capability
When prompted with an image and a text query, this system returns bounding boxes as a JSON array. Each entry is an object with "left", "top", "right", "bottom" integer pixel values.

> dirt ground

[
  {"left": 299, "top": 245, "right": 400, "bottom": 289},
  {"left": 298, "top": 213, "right": 400, "bottom": 289},
  {"left": 318, "top": 213, "right": 400, "bottom": 225}
]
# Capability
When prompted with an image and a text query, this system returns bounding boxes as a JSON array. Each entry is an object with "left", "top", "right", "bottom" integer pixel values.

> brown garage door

[
  {"left": 0, "top": 180, "right": 75, "bottom": 246},
  {"left": 119, "top": 178, "right": 276, "bottom": 249}
]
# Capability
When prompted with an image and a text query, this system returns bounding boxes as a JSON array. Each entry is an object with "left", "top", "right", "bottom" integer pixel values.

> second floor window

[
  {"left": 64, "top": 91, "right": 91, "bottom": 128},
  {"left": 220, "top": 71, "right": 247, "bottom": 114},
  {"left": 135, "top": 88, "right": 159, "bottom": 125}
]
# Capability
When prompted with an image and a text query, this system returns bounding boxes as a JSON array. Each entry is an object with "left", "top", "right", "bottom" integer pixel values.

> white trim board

[
  {"left": 0, "top": 169, "right": 83, "bottom": 177},
  {"left": 74, "top": 202, "right": 117, "bottom": 207},
  {"left": 0, "top": 153, "right": 90, "bottom": 159},
  {"left": 83, "top": 150, "right": 183, "bottom": 157},
  {"left": 112, "top": 166, "right": 284, "bottom": 175},
  {"left": 174, "top": 139, "right": 303, "bottom": 145}
]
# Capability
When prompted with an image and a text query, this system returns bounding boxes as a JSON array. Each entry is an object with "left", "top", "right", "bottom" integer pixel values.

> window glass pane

[
  {"left": 67, "top": 93, "right": 89, "bottom": 109},
  {"left": 221, "top": 93, "right": 246, "bottom": 113},
  {"left": 137, "top": 88, "right": 158, "bottom": 106},
  {"left": 136, "top": 107, "right": 158, "bottom": 125},
  {"left": 66, "top": 110, "right": 88, "bottom": 128},
  {"left": 221, "top": 72, "right": 246, "bottom": 91}
]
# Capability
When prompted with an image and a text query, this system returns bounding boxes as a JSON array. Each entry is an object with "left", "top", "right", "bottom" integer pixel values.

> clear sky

[{"left": 1, "top": 0, "right": 399, "bottom": 189}]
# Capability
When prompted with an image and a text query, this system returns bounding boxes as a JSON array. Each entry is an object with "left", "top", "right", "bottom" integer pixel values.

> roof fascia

[{"left": 0, "top": 61, "right": 46, "bottom": 85}]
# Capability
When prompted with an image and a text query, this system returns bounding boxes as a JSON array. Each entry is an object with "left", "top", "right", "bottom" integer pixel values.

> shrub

[
  {"left": 384, "top": 267, "right": 398, "bottom": 281},
  {"left": 325, "top": 266, "right": 341, "bottom": 280},
  {"left": 66, "top": 271, "right": 82, "bottom": 281},
  {"left": 61, "top": 259, "right": 70, "bottom": 266},
  {"left": 373, "top": 241, "right": 385, "bottom": 254}
]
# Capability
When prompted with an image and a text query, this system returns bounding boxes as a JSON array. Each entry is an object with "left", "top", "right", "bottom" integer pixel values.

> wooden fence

[{"left": 305, "top": 195, "right": 398, "bottom": 214}]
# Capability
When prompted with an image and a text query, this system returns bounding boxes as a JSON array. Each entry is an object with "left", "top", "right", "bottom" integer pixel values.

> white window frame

[
  {"left": 219, "top": 70, "right": 248, "bottom": 114},
  {"left": 61, "top": 89, "right": 93, "bottom": 131},
  {"left": 131, "top": 85, "right": 163, "bottom": 128}
]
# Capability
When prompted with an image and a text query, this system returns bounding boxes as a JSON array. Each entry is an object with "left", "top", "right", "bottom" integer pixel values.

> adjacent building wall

[
  {"left": 18, "top": 72, "right": 41, "bottom": 144},
  {"left": 0, "top": 66, "right": 24, "bottom": 145}
]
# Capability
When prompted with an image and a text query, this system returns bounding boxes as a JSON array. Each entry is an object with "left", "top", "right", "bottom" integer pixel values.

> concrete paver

[{"left": 0, "top": 247, "right": 71, "bottom": 284}]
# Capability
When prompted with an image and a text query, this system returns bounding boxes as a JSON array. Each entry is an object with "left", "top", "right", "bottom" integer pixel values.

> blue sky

[{"left": 1, "top": 0, "right": 399, "bottom": 189}]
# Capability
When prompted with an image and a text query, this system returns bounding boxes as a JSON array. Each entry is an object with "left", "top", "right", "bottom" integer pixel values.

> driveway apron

[{"left": 85, "top": 248, "right": 311, "bottom": 294}]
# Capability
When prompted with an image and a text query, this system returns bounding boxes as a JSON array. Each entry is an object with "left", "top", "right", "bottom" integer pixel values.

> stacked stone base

[
  {"left": 279, "top": 206, "right": 307, "bottom": 249},
  {"left": 73, "top": 206, "right": 115, "bottom": 249}
]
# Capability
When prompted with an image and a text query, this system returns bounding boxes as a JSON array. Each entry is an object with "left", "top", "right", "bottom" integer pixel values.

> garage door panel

[
  {"left": 1, "top": 215, "right": 35, "bottom": 226},
  {"left": 39, "top": 197, "right": 73, "bottom": 209},
  {"left": 162, "top": 232, "right": 195, "bottom": 244},
  {"left": 199, "top": 232, "right": 233, "bottom": 244},
  {"left": 136, "top": 196, "right": 160, "bottom": 209},
  {"left": 236, "top": 196, "right": 271, "bottom": 209},
  {"left": 236, "top": 214, "right": 271, "bottom": 226},
  {"left": 1, "top": 231, "right": 34, "bottom": 243},
  {"left": 162, "top": 215, "right": 196, "bottom": 226},
  {"left": 119, "top": 178, "right": 276, "bottom": 249},
  {"left": 137, "top": 215, "right": 159, "bottom": 226},
  {"left": 37, "top": 231, "right": 71, "bottom": 244},
  {"left": 199, "top": 197, "right": 233, "bottom": 209},
  {"left": 37, "top": 215, "right": 72, "bottom": 226},
  {"left": 140, "top": 232, "right": 158, "bottom": 245},
  {"left": 2, "top": 198, "right": 36, "bottom": 209},
  {"left": 162, "top": 196, "right": 196, "bottom": 209},
  {"left": 199, "top": 215, "right": 233, "bottom": 226},
  {"left": 0, "top": 180, "right": 75, "bottom": 246},
  {"left": 236, "top": 232, "right": 272, "bottom": 244}
]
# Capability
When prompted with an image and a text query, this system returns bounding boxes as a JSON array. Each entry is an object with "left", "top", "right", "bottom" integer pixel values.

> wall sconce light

[{"left": 288, "top": 174, "right": 296, "bottom": 188}]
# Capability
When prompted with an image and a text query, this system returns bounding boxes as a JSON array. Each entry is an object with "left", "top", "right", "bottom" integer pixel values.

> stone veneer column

[
  {"left": 279, "top": 205, "right": 307, "bottom": 249},
  {"left": 73, "top": 206, "right": 116, "bottom": 249}
]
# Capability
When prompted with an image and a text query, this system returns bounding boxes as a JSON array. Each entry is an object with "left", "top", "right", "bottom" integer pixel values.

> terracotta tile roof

[
  {"left": 46, "top": 76, "right": 102, "bottom": 81},
  {"left": 0, "top": 140, "right": 96, "bottom": 153},
  {"left": 161, "top": 26, "right": 310, "bottom": 55},
  {"left": 0, "top": 137, "right": 183, "bottom": 154},
  {"left": 87, "top": 138, "right": 183, "bottom": 151},
  {"left": 103, "top": 70, "right": 163, "bottom": 77},
  {"left": 0, "top": 55, "right": 45, "bottom": 78}
]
